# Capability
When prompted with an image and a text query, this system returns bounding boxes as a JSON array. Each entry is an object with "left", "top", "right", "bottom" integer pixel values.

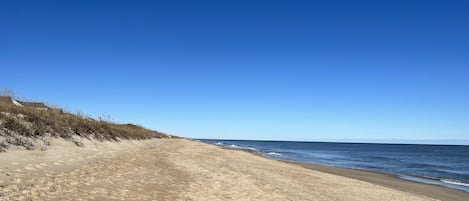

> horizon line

[{"left": 195, "top": 138, "right": 469, "bottom": 146}]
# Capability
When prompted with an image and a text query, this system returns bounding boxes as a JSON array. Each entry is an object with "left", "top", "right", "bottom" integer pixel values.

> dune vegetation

[{"left": 0, "top": 96, "right": 173, "bottom": 152}]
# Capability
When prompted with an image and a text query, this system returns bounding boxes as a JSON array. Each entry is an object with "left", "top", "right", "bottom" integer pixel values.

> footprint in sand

[
  {"left": 24, "top": 166, "right": 35, "bottom": 171},
  {"left": 11, "top": 162, "right": 19, "bottom": 166}
]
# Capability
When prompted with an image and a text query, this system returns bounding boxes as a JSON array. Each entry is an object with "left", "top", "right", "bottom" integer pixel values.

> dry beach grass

[{"left": 0, "top": 99, "right": 172, "bottom": 152}]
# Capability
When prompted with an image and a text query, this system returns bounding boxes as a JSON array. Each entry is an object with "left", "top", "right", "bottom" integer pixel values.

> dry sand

[{"left": 0, "top": 138, "right": 460, "bottom": 200}]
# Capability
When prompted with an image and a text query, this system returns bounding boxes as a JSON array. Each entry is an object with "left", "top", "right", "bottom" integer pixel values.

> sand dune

[{"left": 0, "top": 139, "right": 438, "bottom": 200}]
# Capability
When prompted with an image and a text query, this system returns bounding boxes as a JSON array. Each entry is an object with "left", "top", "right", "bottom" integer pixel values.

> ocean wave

[
  {"left": 228, "top": 144, "right": 240, "bottom": 148},
  {"left": 440, "top": 179, "right": 469, "bottom": 187},
  {"left": 227, "top": 144, "right": 258, "bottom": 151},
  {"left": 224, "top": 144, "right": 259, "bottom": 152},
  {"left": 215, "top": 142, "right": 224, "bottom": 145},
  {"left": 266, "top": 152, "right": 282, "bottom": 156},
  {"left": 409, "top": 175, "right": 469, "bottom": 188}
]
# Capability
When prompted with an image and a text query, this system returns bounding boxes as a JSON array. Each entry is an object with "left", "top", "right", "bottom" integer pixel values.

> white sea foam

[
  {"left": 440, "top": 179, "right": 469, "bottom": 187},
  {"left": 215, "top": 142, "right": 223, "bottom": 145},
  {"left": 266, "top": 152, "right": 282, "bottom": 156},
  {"left": 245, "top": 147, "right": 258, "bottom": 151},
  {"left": 227, "top": 144, "right": 258, "bottom": 151}
]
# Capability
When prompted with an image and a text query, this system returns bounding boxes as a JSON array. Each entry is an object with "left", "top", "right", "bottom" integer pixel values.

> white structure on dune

[{"left": 0, "top": 96, "right": 51, "bottom": 111}]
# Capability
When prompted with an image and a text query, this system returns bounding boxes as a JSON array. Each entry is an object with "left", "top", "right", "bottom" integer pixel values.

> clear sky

[{"left": 1, "top": 0, "right": 468, "bottom": 143}]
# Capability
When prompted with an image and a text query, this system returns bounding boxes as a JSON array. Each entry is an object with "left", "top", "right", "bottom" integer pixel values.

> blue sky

[{"left": 1, "top": 0, "right": 468, "bottom": 143}]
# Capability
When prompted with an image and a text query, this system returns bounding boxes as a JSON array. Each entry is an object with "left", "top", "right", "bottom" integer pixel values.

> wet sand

[
  {"left": 0, "top": 138, "right": 458, "bottom": 200},
  {"left": 289, "top": 161, "right": 469, "bottom": 201}
]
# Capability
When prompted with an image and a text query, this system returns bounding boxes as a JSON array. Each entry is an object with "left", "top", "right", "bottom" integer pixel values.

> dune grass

[{"left": 0, "top": 100, "right": 173, "bottom": 151}]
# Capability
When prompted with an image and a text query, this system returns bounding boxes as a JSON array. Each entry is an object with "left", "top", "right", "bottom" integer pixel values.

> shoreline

[
  {"left": 216, "top": 144, "right": 469, "bottom": 201},
  {"left": 285, "top": 160, "right": 469, "bottom": 201}
]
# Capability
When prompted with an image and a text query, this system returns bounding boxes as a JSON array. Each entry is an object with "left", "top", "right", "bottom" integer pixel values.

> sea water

[{"left": 200, "top": 139, "right": 469, "bottom": 192}]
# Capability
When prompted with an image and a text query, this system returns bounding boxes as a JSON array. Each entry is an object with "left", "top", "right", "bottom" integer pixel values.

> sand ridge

[{"left": 0, "top": 139, "right": 437, "bottom": 200}]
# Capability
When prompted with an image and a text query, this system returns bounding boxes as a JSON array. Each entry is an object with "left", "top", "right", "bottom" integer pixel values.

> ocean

[{"left": 199, "top": 139, "right": 469, "bottom": 192}]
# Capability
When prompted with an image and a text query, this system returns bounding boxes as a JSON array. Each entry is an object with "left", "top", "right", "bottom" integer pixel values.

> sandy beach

[{"left": 0, "top": 138, "right": 466, "bottom": 200}]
